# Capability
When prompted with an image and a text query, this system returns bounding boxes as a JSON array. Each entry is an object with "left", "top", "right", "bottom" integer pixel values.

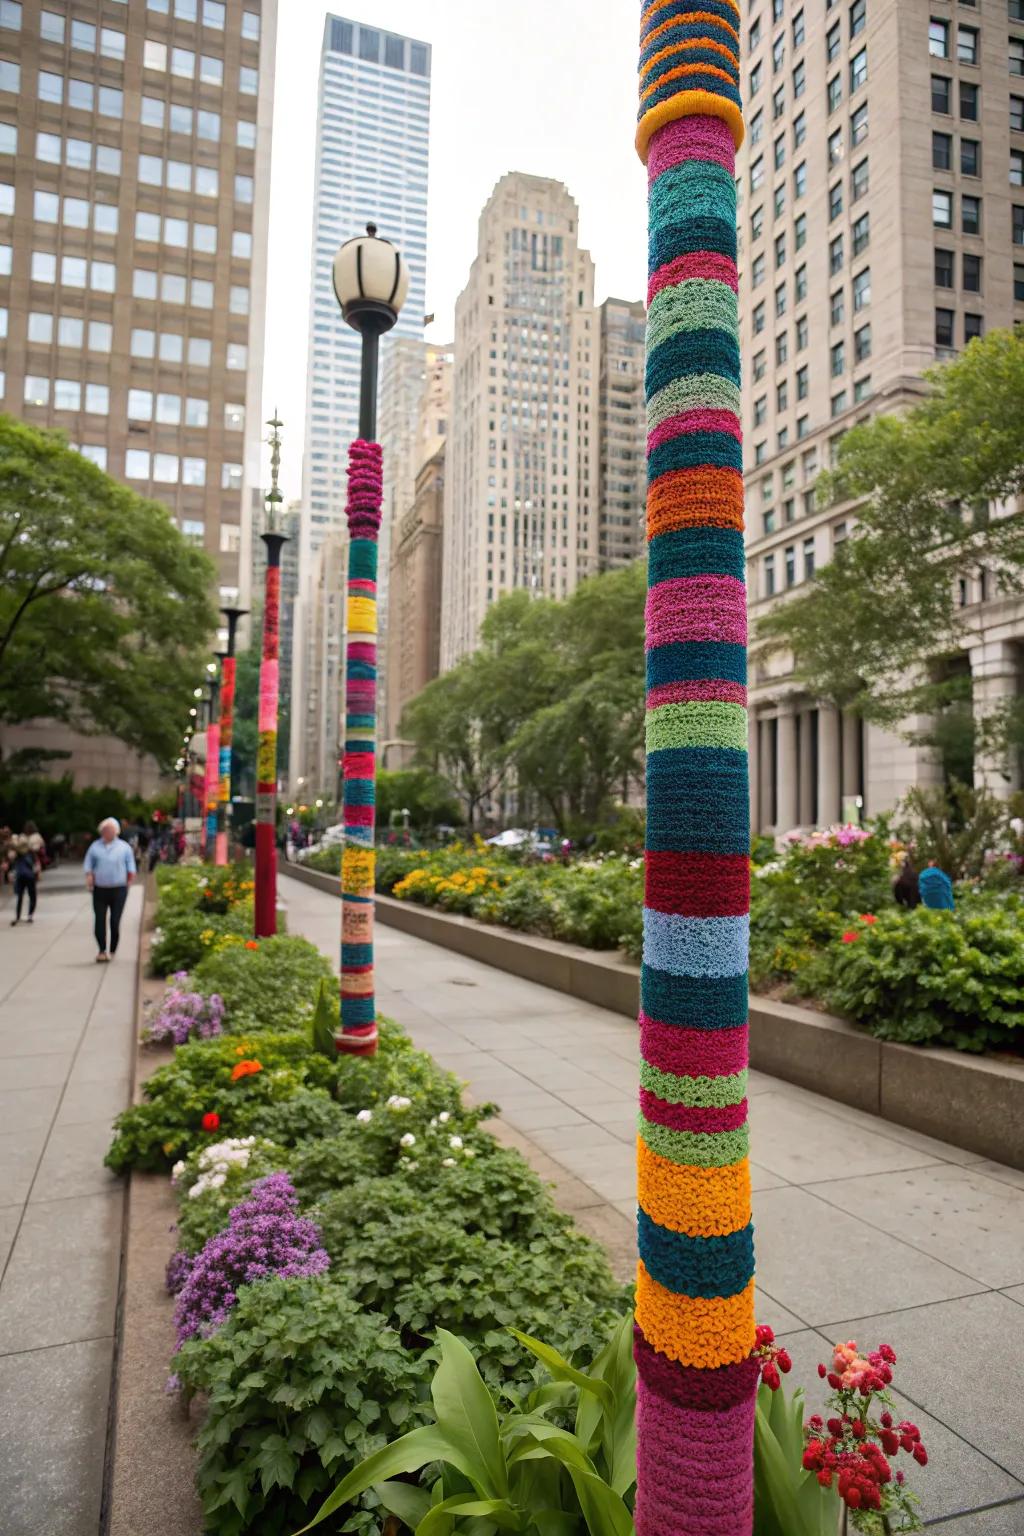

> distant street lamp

[
  {"left": 255, "top": 413, "right": 289, "bottom": 938},
  {"left": 332, "top": 223, "right": 408, "bottom": 1058}
]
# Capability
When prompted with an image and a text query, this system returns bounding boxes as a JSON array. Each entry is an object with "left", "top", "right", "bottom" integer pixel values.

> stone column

[
  {"left": 970, "top": 640, "right": 1021, "bottom": 797},
  {"left": 818, "top": 705, "right": 841, "bottom": 827},
  {"left": 760, "top": 714, "right": 776, "bottom": 831},
  {"left": 798, "top": 709, "right": 816, "bottom": 826},
  {"left": 776, "top": 704, "right": 799, "bottom": 833},
  {"left": 842, "top": 710, "right": 862, "bottom": 811},
  {"left": 749, "top": 713, "right": 761, "bottom": 836}
]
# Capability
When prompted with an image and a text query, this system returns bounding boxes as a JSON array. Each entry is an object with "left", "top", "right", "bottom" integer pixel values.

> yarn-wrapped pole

[
  {"left": 255, "top": 537, "right": 285, "bottom": 937},
  {"left": 337, "top": 439, "right": 383, "bottom": 1057},
  {"left": 215, "top": 654, "right": 235, "bottom": 867},
  {"left": 203, "top": 679, "right": 220, "bottom": 866},
  {"left": 634, "top": 4, "right": 758, "bottom": 1534}
]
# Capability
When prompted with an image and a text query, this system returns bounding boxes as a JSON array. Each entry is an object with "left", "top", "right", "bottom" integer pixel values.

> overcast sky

[{"left": 262, "top": 0, "right": 648, "bottom": 499}]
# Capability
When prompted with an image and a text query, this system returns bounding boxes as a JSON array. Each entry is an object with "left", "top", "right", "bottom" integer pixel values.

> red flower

[
  {"left": 201, "top": 1111, "right": 220, "bottom": 1132},
  {"left": 245, "top": 940, "right": 259, "bottom": 950},
  {"left": 860, "top": 913, "right": 878, "bottom": 924},
  {"left": 841, "top": 930, "right": 860, "bottom": 944}
]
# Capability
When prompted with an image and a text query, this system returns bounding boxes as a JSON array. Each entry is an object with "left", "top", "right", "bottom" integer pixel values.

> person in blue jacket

[
  {"left": 83, "top": 817, "right": 136, "bottom": 961},
  {"left": 918, "top": 860, "right": 955, "bottom": 911}
]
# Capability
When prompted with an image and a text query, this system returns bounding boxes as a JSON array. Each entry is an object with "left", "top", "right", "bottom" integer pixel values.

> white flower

[
  {"left": 463, "top": 1147, "right": 476, "bottom": 1158},
  {"left": 429, "top": 1117, "right": 438, "bottom": 1128},
  {"left": 448, "top": 1135, "right": 464, "bottom": 1151},
  {"left": 400, "top": 1132, "right": 416, "bottom": 1148},
  {"left": 171, "top": 1160, "right": 186, "bottom": 1183},
  {"left": 438, "top": 1111, "right": 451, "bottom": 1124},
  {"left": 356, "top": 1109, "right": 373, "bottom": 1123},
  {"left": 209, "top": 1172, "right": 226, "bottom": 1188},
  {"left": 187, "top": 1180, "right": 205, "bottom": 1199},
  {"left": 441, "top": 1157, "right": 456, "bottom": 1168},
  {"left": 405, "top": 1160, "right": 418, "bottom": 1171}
]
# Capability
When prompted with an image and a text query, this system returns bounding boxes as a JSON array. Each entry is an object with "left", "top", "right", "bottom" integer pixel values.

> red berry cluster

[
  {"left": 753, "top": 1323, "right": 792, "bottom": 1391},
  {"left": 804, "top": 1341, "right": 927, "bottom": 1528}
]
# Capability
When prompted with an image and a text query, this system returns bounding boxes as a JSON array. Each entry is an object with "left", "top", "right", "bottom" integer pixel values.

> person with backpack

[{"left": 8, "top": 830, "right": 42, "bottom": 925}]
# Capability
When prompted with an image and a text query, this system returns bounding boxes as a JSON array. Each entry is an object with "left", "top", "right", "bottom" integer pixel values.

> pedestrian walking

[
  {"left": 8, "top": 832, "right": 42, "bottom": 925},
  {"left": 84, "top": 817, "right": 136, "bottom": 962}
]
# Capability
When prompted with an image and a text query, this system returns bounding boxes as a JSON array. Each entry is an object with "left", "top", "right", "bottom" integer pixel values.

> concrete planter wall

[{"left": 283, "top": 863, "right": 1024, "bottom": 1170}]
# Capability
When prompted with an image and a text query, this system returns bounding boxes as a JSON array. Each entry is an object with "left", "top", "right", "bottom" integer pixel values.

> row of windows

[
  {"left": 932, "top": 188, "right": 982, "bottom": 234},
  {"left": 139, "top": 153, "right": 250, "bottom": 200},
  {"left": 133, "top": 267, "right": 248, "bottom": 311},
  {"left": 19, "top": 310, "right": 239, "bottom": 368},
  {"left": 23, "top": 311, "right": 111, "bottom": 350},
  {"left": 141, "top": 96, "right": 222, "bottom": 141},
  {"left": 0, "top": 0, "right": 248, "bottom": 33},
  {"left": 38, "top": 14, "right": 126, "bottom": 56},
  {"left": 28, "top": 190, "right": 118, "bottom": 233},
  {"left": 751, "top": 263, "right": 872, "bottom": 338},
  {"left": 127, "top": 388, "right": 242, "bottom": 427},
  {"left": 135, "top": 210, "right": 252, "bottom": 259},
  {"left": 762, "top": 539, "right": 821, "bottom": 597},
  {"left": 36, "top": 71, "right": 125, "bottom": 117},
  {"left": 24, "top": 375, "right": 109, "bottom": 411},
  {"left": 928, "top": 20, "right": 982, "bottom": 65},
  {"left": 142, "top": 38, "right": 256, "bottom": 92},
  {"left": 128, "top": 328, "right": 244, "bottom": 368},
  {"left": 935, "top": 249, "right": 983, "bottom": 291},
  {"left": 32, "top": 131, "right": 121, "bottom": 174},
  {"left": 936, "top": 308, "right": 983, "bottom": 347},
  {"left": 753, "top": 326, "right": 871, "bottom": 422}
]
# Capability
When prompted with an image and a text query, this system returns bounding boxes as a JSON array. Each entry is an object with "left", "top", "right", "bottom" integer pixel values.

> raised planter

[{"left": 283, "top": 863, "right": 1024, "bottom": 1170}]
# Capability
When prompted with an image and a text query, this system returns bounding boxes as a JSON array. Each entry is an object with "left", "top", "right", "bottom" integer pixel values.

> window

[
  {"left": 24, "top": 375, "right": 50, "bottom": 405},
  {"left": 237, "top": 119, "right": 256, "bottom": 149},
  {"left": 239, "top": 65, "right": 257, "bottom": 94},
  {"left": 850, "top": 0, "right": 866, "bottom": 36},
  {"left": 795, "top": 214, "right": 807, "bottom": 250},
  {"left": 754, "top": 395, "right": 767, "bottom": 427},
  {"left": 963, "top": 253, "right": 981, "bottom": 292},
  {"left": 753, "top": 348, "right": 767, "bottom": 381},
  {"left": 85, "top": 383, "right": 108, "bottom": 415},
  {"left": 70, "top": 18, "right": 95, "bottom": 50},
  {"left": 135, "top": 210, "right": 160, "bottom": 241},
  {"left": 54, "top": 378, "right": 81, "bottom": 410},
  {"left": 61, "top": 254, "right": 87, "bottom": 287},
  {"left": 31, "top": 250, "right": 56, "bottom": 282},
  {"left": 153, "top": 454, "right": 178, "bottom": 483},
  {"left": 795, "top": 263, "right": 807, "bottom": 301},
  {"left": 231, "top": 229, "right": 251, "bottom": 260},
  {"left": 171, "top": 46, "right": 195, "bottom": 77},
  {"left": 161, "top": 273, "right": 186, "bottom": 302},
  {"left": 774, "top": 232, "right": 786, "bottom": 269},
  {"left": 796, "top": 315, "right": 809, "bottom": 349},
  {"left": 222, "top": 463, "right": 243, "bottom": 490},
  {"left": 194, "top": 222, "right": 216, "bottom": 253},
  {"left": 793, "top": 111, "right": 806, "bottom": 148},
  {"left": 774, "top": 134, "right": 785, "bottom": 171},
  {"left": 130, "top": 328, "right": 155, "bottom": 358},
  {"left": 125, "top": 450, "right": 150, "bottom": 479},
  {"left": 935, "top": 248, "right": 954, "bottom": 287},
  {"left": 1015, "top": 205, "right": 1024, "bottom": 244},
  {"left": 852, "top": 157, "right": 869, "bottom": 199},
  {"left": 752, "top": 252, "right": 766, "bottom": 288},
  {"left": 189, "top": 337, "right": 212, "bottom": 366},
  {"left": 0, "top": 58, "right": 17, "bottom": 91},
  {"left": 852, "top": 212, "right": 870, "bottom": 255},
  {"left": 962, "top": 194, "right": 981, "bottom": 235},
  {"left": 793, "top": 61, "right": 805, "bottom": 97},
  {"left": 751, "top": 60, "right": 763, "bottom": 95},
  {"left": 826, "top": 23, "right": 841, "bottom": 62},
  {"left": 1014, "top": 149, "right": 1024, "bottom": 186},
  {"left": 850, "top": 47, "right": 867, "bottom": 90},
  {"left": 830, "top": 180, "right": 843, "bottom": 219},
  {"left": 773, "top": 36, "right": 785, "bottom": 74},
  {"left": 169, "top": 103, "right": 193, "bottom": 135},
  {"left": 38, "top": 69, "right": 62, "bottom": 102},
  {"left": 931, "top": 75, "right": 950, "bottom": 113},
  {"left": 0, "top": 122, "right": 13, "bottom": 153},
  {"left": 929, "top": 19, "right": 949, "bottom": 58},
  {"left": 241, "top": 10, "right": 259, "bottom": 40},
  {"left": 1013, "top": 96, "right": 1024, "bottom": 133},
  {"left": 1012, "top": 38, "right": 1024, "bottom": 76},
  {"left": 853, "top": 267, "right": 871, "bottom": 309},
  {"left": 831, "top": 389, "right": 848, "bottom": 417},
  {"left": 776, "top": 332, "right": 788, "bottom": 365},
  {"left": 754, "top": 441, "right": 767, "bottom": 466},
  {"left": 785, "top": 546, "right": 797, "bottom": 587},
  {"left": 101, "top": 27, "right": 125, "bottom": 59},
  {"left": 829, "top": 127, "right": 843, "bottom": 167},
  {"left": 200, "top": 53, "right": 223, "bottom": 85},
  {"left": 960, "top": 81, "right": 979, "bottom": 120},
  {"left": 854, "top": 323, "right": 872, "bottom": 362},
  {"left": 224, "top": 402, "right": 244, "bottom": 431},
  {"left": 143, "top": 39, "right": 166, "bottom": 70},
  {"left": 750, "top": 206, "right": 764, "bottom": 242},
  {"left": 797, "top": 415, "right": 809, "bottom": 440},
  {"left": 828, "top": 74, "right": 842, "bottom": 112},
  {"left": 763, "top": 555, "right": 776, "bottom": 597},
  {"left": 851, "top": 102, "right": 868, "bottom": 145},
  {"left": 957, "top": 26, "right": 978, "bottom": 65},
  {"left": 777, "top": 378, "right": 788, "bottom": 411},
  {"left": 34, "top": 189, "right": 57, "bottom": 221},
  {"left": 204, "top": 0, "right": 226, "bottom": 26},
  {"left": 160, "top": 332, "right": 183, "bottom": 362},
  {"left": 793, "top": 9, "right": 805, "bottom": 47},
  {"left": 234, "top": 174, "right": 253, "bottom": 203},
  {"left": 27, "top": 311, "right": 51, "bottom": 342},
  {"left": 933, "top": 188, "right": 953, "bottom": 227},
  {"left": 803, "top": 537, "right": 816, "bottom": 579},
  {"left": 195, "top": 165, "right": 218, "bottom": 196},
  {"left": 229, "top": 284, "right": 249, "bottom": 315},
  {"left": 831, "top": 288, "right": 845, "bottom": 324},
  {"left": 774, "top": 183, "right": 785, "bottom": 217},
  {"left": 933, "top": 132, "right": 952, "bottom": 171},
  {"left": 226, "top": 342, "right": 246, "bottom": 369},
  {"left": 831, "top": 339, "right": 845, "bottom": 377},
  {"left": 40, "top": 10, "right": 63, "bottom": 41},
  {"left": 830, "top": 233, "right": 845, "bottom": 273},
  {"left": 197, "top": 110, "right": 219, "bottom": 141},
  {"left": 935, "top": 308, "right": 955, "bottom": 347},
  {"left": 94, "top": 203, "right": 117, "bottom": 235},
  {"left": 1015, "top": 262, "right": 1024, "bottom": 301},
  {"left": 961, "top": 138, "right": 980, "bottom": 176},
  {"left": 793, "top": 160, "right": 806, "bottom": 197},
  {"left": 141, "top": 95, "right": 166, "bottom": 127},
  {"left": 156, "top": 392, "right": 181, "bottom": 425},
  {"left": 753, "top": 301, "right": 766, "bottom": 334},
  {"left": 772, "top": 83, "right": 784, "bottom": 119},
  {"left": 749, "top": 17, "right": 762, "bottom": 49},
  {"left": 128, "top": 389, "right": 153, "bottom": 421},
  {"left": 133, "top": 268, "right": 158, "bottom": 299}
]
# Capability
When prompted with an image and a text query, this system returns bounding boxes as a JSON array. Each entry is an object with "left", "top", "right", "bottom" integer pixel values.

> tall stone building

[
  {"left": 0, "top": 0, "right": 276, "bottom": 789},
  {"left": 440, "top": 173, "right": 597, "bottom": 667},
  {"left": 384, "top": 444, "right": 445, "bottom": 752},
  {"left": 596, "top": 295, "right": 646, "bottom": 571},
  {"left": 739, "top": 0, "right": 1024, "bottom": 833}
]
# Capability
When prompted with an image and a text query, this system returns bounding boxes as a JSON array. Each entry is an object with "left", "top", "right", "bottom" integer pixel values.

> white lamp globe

[{"left": 333, "top": 223, "right": 409, "bottom": 333}]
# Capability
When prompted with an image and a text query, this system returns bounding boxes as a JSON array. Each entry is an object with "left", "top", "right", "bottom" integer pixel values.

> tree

[
  {"left": 757, "top": 329, "right": 1024, "bottom": 768},
  {"left": 400, "top": 662, "right": 512, "bottom": 828},
  {"left": 375, "top": 768, "right": 460, "bottom": 830},
  {"left": 0, "top": 416, "right": 217, "bottom": 766}
]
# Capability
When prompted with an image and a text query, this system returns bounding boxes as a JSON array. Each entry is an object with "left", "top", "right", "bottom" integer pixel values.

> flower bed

[{"left": 110, "top": 867, "right": 628, "bottom": 1534}]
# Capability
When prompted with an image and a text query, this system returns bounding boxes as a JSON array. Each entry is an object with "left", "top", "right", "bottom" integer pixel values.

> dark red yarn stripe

[
  {"left": 645, "top": 850, "right": 750, "bottom": 916},
  {"left": 639, "top": 1088, "right": 748, "bottom": 1134},
  {"left": 639, "top": 1016, "right": 749, "bottom": 1078},
  {"left": 635, "top": 1327, "right": 761, "bottom": 1410}
]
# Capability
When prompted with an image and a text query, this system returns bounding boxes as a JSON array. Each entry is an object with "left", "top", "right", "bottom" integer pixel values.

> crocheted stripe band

[
  {"left": 635, "top": 2, "right": 755, "bottom": 1532},
  {"left": 337, "top": 439, "right": 383, "bottom": 1057},
  {"left": 254, "top": 556, "right": 281, "bottom": 937},
  {"left": 215, "top": 655, "right": 235, "bottom": 867}
]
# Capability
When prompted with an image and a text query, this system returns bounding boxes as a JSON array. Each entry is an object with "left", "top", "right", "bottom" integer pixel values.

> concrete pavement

[
  {"left": 0, "top": 866, "right": 141, "bottom": 1536},
  {"left": 281, "top": 869, "right": 1024, "bottom": 1534}
]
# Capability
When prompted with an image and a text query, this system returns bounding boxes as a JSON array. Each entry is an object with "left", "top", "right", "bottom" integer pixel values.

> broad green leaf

[
  {"left": 310, "top": 979, "right": 337, "bottom": 1058},
  {"left": 416, "top": 1495, "right": 523, "bottom": 1536},
  {"left": 376, "top": 1480, "right": 433, "bottom": 1530},
  {"left": 509, "top": 1329, "right": 614, "bottom": 1416},
  {"left": 293, "top": 1425, "right": 464, "bottom": 1532},
  {"left": 430, "top": 1329, "right": 509, "bottom": 1501}
]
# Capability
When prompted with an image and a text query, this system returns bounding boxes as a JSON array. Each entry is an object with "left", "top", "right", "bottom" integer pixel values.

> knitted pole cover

[
  {"left": 254, "top": 547, "right": 282, "bottom": 938},
  {"left": 215, "top": 655, "right": 235, "bottom": 867},
  {"left": 337, "top": 439, "right": 383, "bottom": 1058},
  {"left": 204, "top": 715, "right": 220, "bottom": 865},
  {"left": 634, "top": 5, "right": 758, "bottom": 1535}
]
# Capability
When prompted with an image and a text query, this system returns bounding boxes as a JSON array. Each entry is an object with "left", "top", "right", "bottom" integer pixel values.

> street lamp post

[
  {"left": 255, "top": 413, "right": 288, "bottom": 937},
  {"left": 332, "top": 223, "right": 409, "bottom": 1056},
  {"left": 216, "top": 606, "right": 248, "bottom": 866},
  {"left": 203, "top": 660, "right": 221, "bottom": 865}
]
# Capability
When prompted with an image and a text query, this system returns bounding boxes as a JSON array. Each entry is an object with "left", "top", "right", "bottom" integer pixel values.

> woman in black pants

[
  {"left": 8, "top": 835, "right": 41, "bottom": 925},
  {"left": 83, "top": 817, "right": 137, "bottom": 960}
]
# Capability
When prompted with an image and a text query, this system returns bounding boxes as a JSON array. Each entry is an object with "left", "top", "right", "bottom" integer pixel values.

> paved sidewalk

[
  {"left": 282, "top": 870, "right": 1024, "bottom": 1534},
  {"left": 0, "top": 867, "right": 141, "bottom": 1536}
]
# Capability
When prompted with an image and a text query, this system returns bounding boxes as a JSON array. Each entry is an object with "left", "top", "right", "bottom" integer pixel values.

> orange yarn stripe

[
  {"left": 640, "top": 36, "right": 740, "bottom": 85},
  {"left": 636, "top": 1138, "right": 752, "bottom": 1235},
  {"left": 647, "top": 468, "right": 745, "bottom": 538},
  {"left": 642, "top": 0, "right": 740, "bottom": 35},
  {"left": 637, "top": 92, "right": 745, "bottom": 159},
  {"left": 640, "top": 58, "right": 737, "bottom": 106},
  {"left": 643, "top": 8, "right": 739, "bottom": 50},
  {"left": 636, "top": 1265, "right": 756, "bottom": 1367}
]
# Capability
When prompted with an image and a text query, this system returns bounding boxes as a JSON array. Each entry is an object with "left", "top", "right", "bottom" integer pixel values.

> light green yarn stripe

[
  {"left": 647, "top": 280, "right": 739, "bottom": 353},
  {"left": 646, "top": 701, "right": 749, "bottom": 755},
  {"left": 640, "top": 1064, "right": 748, "bottom": 1108},
  {"left": 638, "top": 1115, "right": 750, "bottom": 1168},
  {"left": 648, "top": 374, "right": 741, "bottom": 430}
]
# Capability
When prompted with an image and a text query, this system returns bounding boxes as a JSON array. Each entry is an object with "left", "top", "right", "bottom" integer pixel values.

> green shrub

[
  {"left": 821, "top": 906, "right": 1024, "bottom": 1050},
  {"left": 150, "top": 903, "right": 255, "bottom": 976},
  {"left": 192, "top": 934, "right": 333, "bottom": 1034}
]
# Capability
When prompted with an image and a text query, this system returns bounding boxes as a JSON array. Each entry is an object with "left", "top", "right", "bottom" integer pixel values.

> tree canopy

[
  {"left": 0, "top": 415, "right": 217, "bottom": 767},
  {"left": 402, "top": 561, "right": 646, "bottom": 833},
  {"left": 756, "top": 329, "right": 1024, "bottom": 765}
]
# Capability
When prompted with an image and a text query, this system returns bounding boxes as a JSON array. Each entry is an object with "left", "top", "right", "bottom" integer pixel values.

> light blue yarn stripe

[{"left": 642, "top": 910, "right": 749, "bottom": 979}]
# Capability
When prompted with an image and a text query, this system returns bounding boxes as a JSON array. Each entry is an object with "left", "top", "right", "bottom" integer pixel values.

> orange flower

[
  {"left": 859, "top": 913, "right": 878, "bottom": 924},
  {"left": 245, "top": 940, "right": 259, "bottom": 950},
  {"left": 230, "top": 1059, "right": 263, "bottom": 1082}
]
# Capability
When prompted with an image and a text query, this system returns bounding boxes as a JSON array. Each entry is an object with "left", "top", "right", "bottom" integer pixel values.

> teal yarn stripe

[
  {"left": 647, "top": 373, "right": 742, "bottom": 430},
  {"left": 647, "top": 280, "right": 739, "bottom": 353},
  {"left": 639, "top": 1063, "right": 748, "bottom": 1108},
  {"left": 649, "top": 159, "right": 737, "bottom": 232},
  {"left": 638, "top": 1114, "right": 750, "bottom": 1168}
]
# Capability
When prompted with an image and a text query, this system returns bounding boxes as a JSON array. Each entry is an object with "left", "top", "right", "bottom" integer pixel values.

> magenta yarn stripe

[
  {"left": 648, "top": 410, "right": 741, "bottom": 454},
  {"left": 648, "top": 250, "right": 739, "bottom": 304},
  {"left": 645, "top": 575, "right": 747, "bottom": 650},
  {"left": 647, "top": 679, "right": 747, "bottom": 709},
  {"left": 635, "top": 1330, "right": 761, "bottom": 1410},
  {"left": 635, "top": 1391, "right": 755, "bottom": 1536},
  {"left": 640, "top": 1087, "right": 748, "bottom": 1134},
  {"left": 640, "top": 1016, "right": 749, "bottom": 1078},
  {"left": 648, "top": 114, "right": 736, "bottom": 180}
]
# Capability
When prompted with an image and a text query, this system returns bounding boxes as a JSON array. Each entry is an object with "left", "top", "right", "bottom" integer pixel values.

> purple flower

[
  {"left": 165, "top": 1248, "right": 194, "bottom": 1296},
  {"left": 173, "top": 1173, "right": 329, "bottom": 1346},
  {"left": 148, "top": 984, "right": 225, "bottom": 1045}
]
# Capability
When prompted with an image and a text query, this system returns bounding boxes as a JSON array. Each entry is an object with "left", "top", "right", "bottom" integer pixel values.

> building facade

[
  {"left": 596, "top": 295, "right": 646, "bottom": 571},
  {"left": 0, "top": 0, "right": 276, "bottom": 788},
  {"left": 384, "top": 444, "right": 445, "bottom": 750},
  {"left": 738, "top": 0, "right": 1024, "bottom": 832},
  {"left": 440, "top": 173, "right": 598, "bottom": 668}
]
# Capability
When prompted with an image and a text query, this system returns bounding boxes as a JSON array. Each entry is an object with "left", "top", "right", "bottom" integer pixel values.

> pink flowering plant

[
  {"left": 803, "top": 1340, "right": 927, "bottom": 1532},
  {"left": 145, "top": 973, "right": 225, "bottom": 1046}
]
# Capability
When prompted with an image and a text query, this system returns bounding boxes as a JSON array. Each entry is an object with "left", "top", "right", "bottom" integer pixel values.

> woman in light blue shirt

[{"left": 83, "top": 818, "right": 136, "bottom": 962}]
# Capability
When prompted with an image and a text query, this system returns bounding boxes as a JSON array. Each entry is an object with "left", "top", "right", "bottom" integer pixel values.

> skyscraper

[
  {"left": 440, "top": 173, "right": 597, "bottom": 669},
  {"left": 739, "top": 0, "right": 1024, "bottom": 832},
  {"left": 301, "top": 14, "right": 430, "bottom": 554},
  {"left": 596, "top": 295, "right": 646, "bottom": 571},
  {"left": 0, "top": 0, "right": 276, "bottom": 788}
]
